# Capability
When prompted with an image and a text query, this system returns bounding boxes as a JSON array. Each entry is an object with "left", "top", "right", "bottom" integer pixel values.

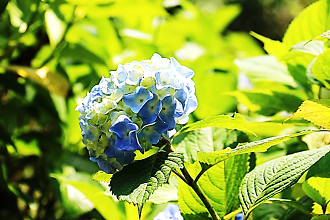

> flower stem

[{"left": 161, "top": 135, "right": 221, "bottom": 220}]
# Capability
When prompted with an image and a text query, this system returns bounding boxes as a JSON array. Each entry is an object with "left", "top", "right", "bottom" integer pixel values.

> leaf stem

[{"left": 161, "top": 135, "right": 221, "bottom": 220}]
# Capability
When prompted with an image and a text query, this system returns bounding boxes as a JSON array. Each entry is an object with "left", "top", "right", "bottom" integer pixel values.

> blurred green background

[{"left": 0, "top": 0, "right": 317, "bottom": 219}]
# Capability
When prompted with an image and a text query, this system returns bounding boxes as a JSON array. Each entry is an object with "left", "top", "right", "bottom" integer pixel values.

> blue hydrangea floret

[
  {"left": 154, "top": 204, "right": 183, "bottom": 220},
  {"left": 76, "top": 53, "right": 197, "bottom": 174}
]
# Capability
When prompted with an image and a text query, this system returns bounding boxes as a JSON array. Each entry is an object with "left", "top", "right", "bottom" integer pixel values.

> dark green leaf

[{"left": 110, "top": 152, "right": 184, "bottom": 216}]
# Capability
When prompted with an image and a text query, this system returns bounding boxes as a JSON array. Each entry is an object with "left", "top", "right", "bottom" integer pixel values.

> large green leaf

[
  {"left": 239, "top": 145, "right": 330, "bottom": 215},
  {"left": 197, "top": 130, "right": 316, "bottom": 168},
  {"left": 51, "top": 167, "right": 122, "bottom": 220},
  {"left": 176, "top": 113, "right": 255, "bottom": 136},
  {"left": 283, "top": 0, "right": 330, "bottom": 49},
  {"left": 175, "top": 128, "right": 243, "bottom": 164},
  {"left": 178, "top": 154, "right": 249, "bottom": 219},
  {"left": 109, "top": 152, "right": 184, "bottom": 216},
  {"left": 234, "top": 55, "right": 297, "bottom": 87}
]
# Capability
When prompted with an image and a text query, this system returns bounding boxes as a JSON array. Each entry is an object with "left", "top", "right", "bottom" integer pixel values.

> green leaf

[
  {"left": 92, "top": 171, "right": 112, "bottom": 183},
  {"left": 60, "top": 43, "right": 107, "bottom": 65},
  {"left": 110, "top": 152, "right": 184, "bottom": 216},
  {"left": 234, "top": 55, "right": 297, "bottom": 87},
  {"left": 303, "top": 173, "right": 330, "bottom": 212},
  {"left": 178, "top": 154, "right": 249, "bottom": 219},
  {"left": 176, "top": 128, "right": 242, "bottom": 164},
  {"left": 250, "top": 31, "right": 287, "bottom": 60},
  {"left": 239, "top": 145, "right": 330, "bottom": 215},
  {"left": 227, "top": 90, "right": 303, "bottom": 116},
  {"left": 149, "top": 176, "right": 179, "bottom": 204},
  {"left": 194, "top": 69, "right": 237, "bottom": 119},
  {"left": 312, "top": 49, "right": 330, "bottom": 89},
  {"left": 283, "top": 0, "right": 330, "bottom": 49},
  {"left": 198, "top": 130, "right": 316, "bottom": 168},
  {"left": 307, "top": 152, "right": 330, "bottom": 178},
  {"left": 284, "top": 99, "right": 330, "bottom": 130},
  {"left": 289, "top": 40, "right": 325, "bottom": 56},
  {"left": 176, "top": 113, "right": 256, "bottom": 136},
  {"left": 282, "top": 196, "right": 314, "bottom": 220},
  {"left": 51, "top": 166, "right": 122, "bottom": 220},
  {"left": 311, "top": 214, "right": 330, "bottom": 220},
  {"left": 5, "top": 65, "right": 70, "bottom": 97},
  {"left": 44, "top": 9, "right": 67, "bottom": 48},
  {"left": 251, "top": 203, "right": 287, "bottom": 220}
]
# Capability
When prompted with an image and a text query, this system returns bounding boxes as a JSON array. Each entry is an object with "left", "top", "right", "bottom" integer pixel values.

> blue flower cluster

[
  {"left": 154, "top": 204, "right": 183, "bottom": 220},
  {"left": 76, "top": 53, "right": 197, "bottom": 174}
]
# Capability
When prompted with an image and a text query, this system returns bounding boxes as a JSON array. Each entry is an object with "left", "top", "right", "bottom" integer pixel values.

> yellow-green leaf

[
  {"left": 92, "top": 171, "right": 112, "bottom": 183},
  {"left": 176, "top": 113, "right": 256, "bottom": 137},
  {"left": 250, "top": 31, "right": 287, "bottom": 60},
  {"left": 303, "top": 173, "right": 330, "bottom": 213},
  {"left": 4, "top": 65, "right": 70, "bottom": 97},
  {"left": 284, "top": 99, "right": 330, "bottom": 130}
]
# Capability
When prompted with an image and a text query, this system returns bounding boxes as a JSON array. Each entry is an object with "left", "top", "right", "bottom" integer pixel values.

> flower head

[{"left": 76, "top": 53, "right": 197, "bottom": 174}]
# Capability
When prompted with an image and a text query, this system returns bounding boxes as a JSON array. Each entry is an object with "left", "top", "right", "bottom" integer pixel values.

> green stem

[
  {"left": 180, "top": 166, "right": 221, "bottom": 220},
  {"left": 161, "top": 135, "right": 221, "bottom": 220}
]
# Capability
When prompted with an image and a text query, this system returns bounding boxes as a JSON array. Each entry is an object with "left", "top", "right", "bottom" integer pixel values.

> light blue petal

[
  {"left": 155, "top": 70, "right": 180, "bottom": 90},
  {"left": 90, "top": 85, "right": 103, "bottom": 101},
  {"left": 99, "top": 76, "right": 115, "bottom": 94},
  {"left": 184, "top": 94, "right": 198, "bottom": 115},
  {"left": 170, "top": 57, "right": 194, "bottom": 79}
]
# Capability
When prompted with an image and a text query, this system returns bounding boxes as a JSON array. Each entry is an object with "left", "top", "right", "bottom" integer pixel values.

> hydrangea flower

[
  {"left": 154, "top": 204, "right": 183, "bottom": 220},
  {"left": 76, "top": 53, "right": 197, "bottom": 174},
  {"left": 235, "top": 213, "right": 244, "bottom": 220}
]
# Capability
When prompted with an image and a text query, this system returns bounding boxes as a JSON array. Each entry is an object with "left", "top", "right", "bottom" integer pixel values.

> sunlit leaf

[
  {"left": 10, "top": 139, "right": 41, "bottom": 156},
  {"left": 239, "top": 145, "right": 330, "bottom": 215},
  {"left": 284, "top": 99, "right": 330, "bottom": 130},
  {"left": 197, "top": 130, "right": 316, "bottom": 179},
  {"left": 149, "top": 176, "right": 179, "bottom": 204},
  {"left": 250, "top": 31, "right": 287, "bottom": 60},
  {"left": 92, "top": 171, "right": 112, "bottom": 183},
  {"left": 51, "top": 167, "right": 122, "bottom": 220},
  {"left": 303, "top": 173, "right": 330, "bottom": 213},
  {"left": 311, "top": 214, "right": 330, "bottom": 219},
  {"left": 234, "top": 55, "right": 297, "bottom": 87},
  {"left": 283, "top": 0, "right": 330, "bottom": 49},
  {"left": 176, "top": 128, "right": 242, "bottom": 164},
  {"left": 5, "top": 65, "right": 70, "bottom": 97},
  {"left": 44, "top": 9, "right": 67, "bottom": 48},
  {"left": 178, "top": 154, "right": 249, "bottom": 219},
  {"left": 226, "top": 90, "right": 303, "bottom": 115},
  {"left": 312, "top": 49, "right": 330, "bottom": 89},
  {"left": 302, "top": 131, "right": 330, "bottom": 150},
  {"left": 194, "top": 67, "right": 237, "bottom": 119},
  {"left": 110, "top": 152, "right": 184, "bottom": 217},
  {"left": 177, "top": 113, "right": 255, "bottom": 137}
]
